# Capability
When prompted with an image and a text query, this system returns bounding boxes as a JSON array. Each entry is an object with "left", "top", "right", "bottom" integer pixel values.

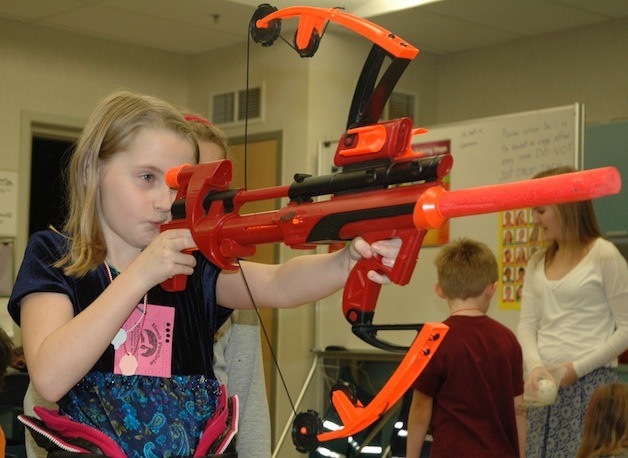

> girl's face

[
  {"left": 532, "top": 205, "right": 561, "bottom": 241},
  {"left": 97, "top": 128, "right": 196, "bottom": 259}
]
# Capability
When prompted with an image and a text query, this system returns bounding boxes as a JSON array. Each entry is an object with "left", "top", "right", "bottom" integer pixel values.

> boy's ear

[
  {"left": 434, "top": 283, "right": 447, "bottom": 299},
  {"left": 486, "top": 281, "right": 498, "bottom": 299}
]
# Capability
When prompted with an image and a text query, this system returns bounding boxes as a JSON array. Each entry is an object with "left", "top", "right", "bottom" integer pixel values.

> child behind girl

[
  {"left": 184, "top": 113, "right": 271, "bottom": 457},
  {"left": 407, "top": 238, "right": 525, "bottom": 457},
  {"left": 8, "top": 91, "right": 399, "bottom": 457}
]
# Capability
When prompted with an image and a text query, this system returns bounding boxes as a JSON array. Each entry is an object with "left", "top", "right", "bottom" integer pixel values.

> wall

[
  {"left": 417, "top": 18, "right": 628, "bottom": 334},
  {"left": 0, "top": 18, "right": 191, "bottom": 280},
  {"left": 436, "top": 18, "right": 628, "bottom": 125}
]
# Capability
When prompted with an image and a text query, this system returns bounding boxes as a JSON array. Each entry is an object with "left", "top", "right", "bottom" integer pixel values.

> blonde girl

[{"left": 9, "top": 91, "right": 398, "bottom": 456}]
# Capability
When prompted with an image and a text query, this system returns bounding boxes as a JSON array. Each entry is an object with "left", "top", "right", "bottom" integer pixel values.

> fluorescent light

[{"left": 353, "top": 0, "right": 444, "bottom": 19}]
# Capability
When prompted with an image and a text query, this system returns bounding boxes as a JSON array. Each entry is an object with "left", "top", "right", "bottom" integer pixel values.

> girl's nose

[{"left": 155, "top": 186, "right": 177, "bottom": 213}]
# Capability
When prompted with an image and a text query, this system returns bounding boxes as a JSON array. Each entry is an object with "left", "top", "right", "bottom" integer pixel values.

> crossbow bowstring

[
  {"left": 237, "top": 6, "right": 350, "bottom": 446},
  {"left": 234, "top": 9, "right": 317, "bottom": 424},
  {"left": 238, "top": 5, "right": 419, "bottom": 452},
  {"left": 228, "top": 5, "right": 449, "bottom": 454}
]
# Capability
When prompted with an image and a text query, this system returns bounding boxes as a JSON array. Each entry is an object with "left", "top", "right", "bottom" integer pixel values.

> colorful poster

[{"left": 498, "top": 209, "right": 543, "bottom": 310}]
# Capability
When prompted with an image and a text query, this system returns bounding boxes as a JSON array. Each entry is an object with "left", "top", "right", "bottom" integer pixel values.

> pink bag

[
  {"left": 19, "top": 406, "right": 125, "bottom": 456},
  {"left": 195, "top": 390, "right": 239, "bottom": 456}
]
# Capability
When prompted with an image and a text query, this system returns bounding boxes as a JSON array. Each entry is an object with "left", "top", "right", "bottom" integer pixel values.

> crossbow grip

[
  {"left": 343, "top": 228, "right": 426, "bottom": 328},
  {"left": 162, "top": 275, "right": 188, "bottom": 292}
]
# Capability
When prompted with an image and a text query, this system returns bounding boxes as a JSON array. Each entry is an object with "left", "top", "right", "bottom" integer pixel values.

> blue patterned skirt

[
  {"left": 526, "top": 367, "right": 617, "bottom": 458},
  {"left": 59, "top": 371, "right": 220, "bottom": 457}
]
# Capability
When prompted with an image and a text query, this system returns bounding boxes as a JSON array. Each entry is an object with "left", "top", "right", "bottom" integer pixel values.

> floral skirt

[
  {"left": 59, "top": 371, "right": 220, "bottom": 457},
  {"left": 526, "top": 367, "right": 617, "bottom": 458}
]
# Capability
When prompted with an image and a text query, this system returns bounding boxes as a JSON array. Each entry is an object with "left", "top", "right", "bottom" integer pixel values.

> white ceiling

[{"left": 1, "top": 0, "right": 627, "bottom": 55}]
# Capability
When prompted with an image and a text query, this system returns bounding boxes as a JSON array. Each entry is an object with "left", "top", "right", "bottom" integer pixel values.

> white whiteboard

[{"left": 315, "top": 104, "right": 583, "bottom": 351}]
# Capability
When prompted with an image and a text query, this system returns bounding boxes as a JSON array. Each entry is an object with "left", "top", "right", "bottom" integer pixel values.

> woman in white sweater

[{"left": 517, "top": 166, "right": 628, "bottom": 457}]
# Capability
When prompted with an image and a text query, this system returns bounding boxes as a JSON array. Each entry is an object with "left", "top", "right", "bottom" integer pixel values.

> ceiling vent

[
  {"left": 382, "top": 91, "right": 417, "bottom": 121},
  {"left": 210, "top": 86, "right": 263, "bottom": 126}
]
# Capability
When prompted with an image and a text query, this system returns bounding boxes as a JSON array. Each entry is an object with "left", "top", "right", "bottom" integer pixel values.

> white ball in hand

[{"left": 537, "top": 378, "right": 558, "bottom": 404}]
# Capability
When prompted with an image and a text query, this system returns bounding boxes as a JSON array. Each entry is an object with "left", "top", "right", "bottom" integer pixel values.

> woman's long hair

[{"left": 533, "top": 166, "right": 601, "bottom": 264}]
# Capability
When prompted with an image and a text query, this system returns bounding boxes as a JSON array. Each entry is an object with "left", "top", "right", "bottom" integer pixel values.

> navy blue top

[{"left": 9, "top": 230, "right": 233, "bottom": 456}]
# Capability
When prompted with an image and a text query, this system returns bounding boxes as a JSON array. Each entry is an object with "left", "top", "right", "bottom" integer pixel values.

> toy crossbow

[{"left": 160, "top": 4, "right": 622, "bottom": 453}]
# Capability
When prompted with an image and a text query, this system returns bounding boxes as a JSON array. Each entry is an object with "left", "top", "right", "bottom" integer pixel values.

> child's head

[
  {"left": 60, "top": 91, "right": 199, "bottom": 276},
  {"left": 0, "top": 326, "right": 14, "bottom": 389},
  {"left": 578, "top": 382, "right": 628, "bottom": 458},
  {"left": 183, "top": 113, "right": 228, "bottom": 162},
  {"left": 434, "top": 238, "right": 498, "bottom": 301}
]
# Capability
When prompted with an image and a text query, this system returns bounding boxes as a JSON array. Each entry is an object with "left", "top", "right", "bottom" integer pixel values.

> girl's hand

[
  {"left": 131, "top": 229, "right": 197, "bottom": 288},
  {"left": 529, "top": 365, "right": 554, "bottom": 390},
  {"left": 558, "top": 362, "right": 578, "bottom": 387},
  {"left": 348, "top": 237, "right": 402, "bottom": 284}
]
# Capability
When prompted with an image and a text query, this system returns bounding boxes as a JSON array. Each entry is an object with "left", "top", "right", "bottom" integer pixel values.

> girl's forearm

[{"left": 241, "top": 248, "right": 350, "bottom": 309}]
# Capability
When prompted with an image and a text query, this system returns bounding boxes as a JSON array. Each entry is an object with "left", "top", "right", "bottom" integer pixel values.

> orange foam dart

[
  {"left": 317, "top": 322, "right": 449, "bottom": 442},
  {"left": 414, "top": 166, "right": 621, "bottom": 229}
]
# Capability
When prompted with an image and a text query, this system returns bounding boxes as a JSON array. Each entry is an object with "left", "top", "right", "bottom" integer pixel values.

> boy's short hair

[{"left": 434, "top": 238, "right": 498, "bottom": 300}]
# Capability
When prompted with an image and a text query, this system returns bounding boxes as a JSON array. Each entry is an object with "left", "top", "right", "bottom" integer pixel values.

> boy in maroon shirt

[{"left": 407, "top": 238, "right": 526, "bottom": 457}]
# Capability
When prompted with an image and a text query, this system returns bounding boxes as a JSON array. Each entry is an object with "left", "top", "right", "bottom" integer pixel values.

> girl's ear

[{"left": 434, "top": 283, "right": 447, "bottom": 299}]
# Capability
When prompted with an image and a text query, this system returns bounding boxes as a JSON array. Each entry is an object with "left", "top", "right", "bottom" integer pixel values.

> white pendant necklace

[{"left": 104, "top": 260, "right": 148, "bottom": 375}]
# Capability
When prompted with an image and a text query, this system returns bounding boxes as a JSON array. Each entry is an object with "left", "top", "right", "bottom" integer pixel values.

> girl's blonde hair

[
  {"left": 533, "top": 166, "right": 602, "bottom": 263},
  {"left": 577, "top": 382, "right": 628, "bottom": 458},
  {"left": 57, "top": 91, "right": 199, "bottom": 277},
  {"left": 434, "top": 238, "right": 498, "bottom": 300}
]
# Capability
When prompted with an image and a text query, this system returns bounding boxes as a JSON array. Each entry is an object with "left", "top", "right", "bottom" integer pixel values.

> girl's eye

[{"left": 140, "top": 173, "right": 155, "bottom": 182}]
